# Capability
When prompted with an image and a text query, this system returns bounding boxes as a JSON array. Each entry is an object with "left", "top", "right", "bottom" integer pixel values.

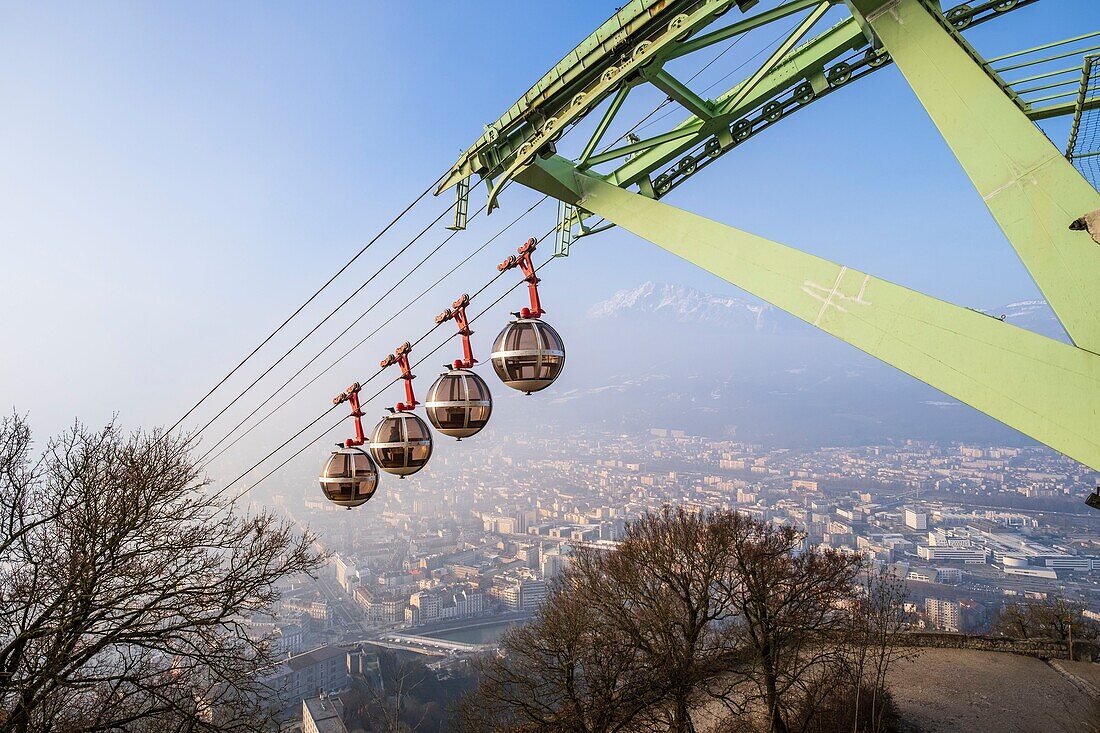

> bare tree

[
  {"left": 459, "top": 574, "right": 655, "bottom": 733},
  {"left": 464, "top": 508, "right": 763, "bottom": 732},
  {"left": 343, "top": 650, "right": 469, "bottom": 733},
  {"left": 460, "top": 509, "right": 912, "bottom": 733},
  {"left": 721, "top": 518, "right": 862, "bottom": 733},
  {"left": 367, "top": 660, "right": 427, "bottom": 733},
  {"left": 0, "top": 415, "right": 323, "bottom": 732},
  {"left": 992, "top": 601, "right": 1033, "bottom": 639},
  {"left": 993, "top": 595, "right": 1099, "bottom": 659},
  {"left": 844, "top": 566, "right": 914, "bottom": 733},
  {"left": 584, "top": 507, "right": 753, "bottom": 733}
]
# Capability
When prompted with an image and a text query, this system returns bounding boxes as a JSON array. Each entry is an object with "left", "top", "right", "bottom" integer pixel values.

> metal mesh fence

[{"left": 1067, "top": 55, "right": 1100, "bottom": 191}]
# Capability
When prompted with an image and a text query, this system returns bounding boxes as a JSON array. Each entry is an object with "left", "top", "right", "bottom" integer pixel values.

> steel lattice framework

[
  {"left": 440, "top": 0, "right": 1100, "bottom": 474},
  {"left": 1067, "top": 53, "right": 1100, "bottom": 189}
]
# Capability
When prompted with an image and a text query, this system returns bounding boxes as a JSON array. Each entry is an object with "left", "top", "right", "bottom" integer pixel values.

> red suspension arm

[
  {"left": 436, "top": 293, "right": 477, "bottom": 369},
  {"left": 380, "top": 341, "right": 418, "bottom": 412},
  {"left": 498, "top": 237, "right": 544, "bottom": 318},
  {"left": 333, "top": 382, "right": 366, "bottom": 447}
]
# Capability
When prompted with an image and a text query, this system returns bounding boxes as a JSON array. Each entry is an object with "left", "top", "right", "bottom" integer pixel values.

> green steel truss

[{"left": 441, "top": 0, "right": 1100, "bottom": 474}]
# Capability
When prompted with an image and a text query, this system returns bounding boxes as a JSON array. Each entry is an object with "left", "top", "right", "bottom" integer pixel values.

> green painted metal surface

[
  {"left": 439, "top": 0, "right": 726, "bottom": 196},
  {"left": 851, "top": 0, "right": 1100, "bottom": 353},
  {"left": 602, "top": 15, "right": 868, "bottom": 191},
  {"left": 440, "top": 0, "right": 1100, "bottom": 476},
  {"left": 440, "top": 0, "right": 1052, "bottom": 202},
  {"left": 518, "top": 155, "right": 1100, "bottom": 472}
]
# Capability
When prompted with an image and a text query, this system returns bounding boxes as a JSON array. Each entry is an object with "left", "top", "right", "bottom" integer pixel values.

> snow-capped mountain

[
  {"left": 999, "top": 299, "right": 1067, "bottom": 341},
  {"left": 589, "top": 282, "right": 1066, "bottom": 340},
  {"left": 587, "top": 282, "right": 779, "bottom": 330},
  {"left": 541, "top": 283, "right": 1065, "bottom": 446},
  {"left": 1001, "top": 299, "right": 1049, "bottom": 319}
]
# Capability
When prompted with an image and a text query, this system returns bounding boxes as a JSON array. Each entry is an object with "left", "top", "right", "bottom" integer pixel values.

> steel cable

[
  {"left": 221, "top": 246, "right": 565, "bottom": 503},
  {"left": 167, "top": 173, "right": 447, "bottom": 435},
  {"left": 209, "top": 225, "right": 563, "bottom": 503},
  {"left": 198, "top": 195, "right": 550, "bottom": 465},
  {"left": 184, "top": 198, "right": 463, "bottom": 447}
]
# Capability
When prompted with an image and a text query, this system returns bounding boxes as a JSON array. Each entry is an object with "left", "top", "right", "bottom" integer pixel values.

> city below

[
  {"left": 5, "top": 1, "right": 1099, "bottom": 731},
  {"left": 250, "top": 424, "right": 1100, "bottom": 718}
]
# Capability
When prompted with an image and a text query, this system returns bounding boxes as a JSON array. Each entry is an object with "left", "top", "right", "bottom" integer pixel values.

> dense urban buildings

[{"left": 252, "top": 424, "right": 1099, "bottom": 720}]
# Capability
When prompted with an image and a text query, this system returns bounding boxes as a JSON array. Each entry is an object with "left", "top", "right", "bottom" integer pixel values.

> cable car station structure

[{"left": 435, "top": 0, "right": 1100, "bottom": 478}]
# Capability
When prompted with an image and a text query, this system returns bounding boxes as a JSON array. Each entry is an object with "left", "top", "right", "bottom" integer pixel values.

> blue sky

[{"left": 1, "top": 0, "right": 1096, "bottom": 455}]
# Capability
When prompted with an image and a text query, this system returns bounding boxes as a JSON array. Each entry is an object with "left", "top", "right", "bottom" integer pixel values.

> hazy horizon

[{"left": 3, "top": 0, "right": 1097, "bottom": 462}]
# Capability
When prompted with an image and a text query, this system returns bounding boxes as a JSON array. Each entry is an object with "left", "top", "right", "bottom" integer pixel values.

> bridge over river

[
  {"left": 351, "top": 612, "right": 534, "bottom": 657},
  {"left": 373, "top": 633, "right": 490, "bottom": 656}
]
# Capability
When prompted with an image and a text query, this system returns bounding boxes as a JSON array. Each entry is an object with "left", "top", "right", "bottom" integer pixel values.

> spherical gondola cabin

[
  {"left": 425, "top": 367, "right": 493, "bottom": 439},
  {"left": 319, "top": 446, "right": 379, "bottom": 509},
  {"left": 490, "top": 316, "right": 566, "bottom": 394},
  {"left": 369, "top": 411, "right": 433, "bottom": 477}
]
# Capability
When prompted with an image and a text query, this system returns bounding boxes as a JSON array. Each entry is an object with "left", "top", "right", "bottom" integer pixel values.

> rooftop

[{"left": 302, "top": 695, "right": 347, "bottom": 733}]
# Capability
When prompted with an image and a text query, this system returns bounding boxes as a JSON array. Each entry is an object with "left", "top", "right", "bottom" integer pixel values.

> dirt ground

[
  {"left": 886, "top": 648, "right": 1100, "bottom": 733},
  {"left": 1058, "top": 660, "right": 1100, "bottom": 693}
]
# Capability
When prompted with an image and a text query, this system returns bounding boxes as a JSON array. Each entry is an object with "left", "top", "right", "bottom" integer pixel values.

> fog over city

[{"left": 3, "top": 0, "right": 1099, "bottom": 730}]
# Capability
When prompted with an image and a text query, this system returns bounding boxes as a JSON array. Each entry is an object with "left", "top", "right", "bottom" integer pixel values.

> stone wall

[{"left": 891, "top": 631, "right": 1098, "bottom": 662}]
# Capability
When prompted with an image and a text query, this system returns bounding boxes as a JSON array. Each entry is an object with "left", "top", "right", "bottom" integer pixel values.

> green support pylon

[
  {"left": 517, "top": 155, "right": 1100, "bottom": 472},
  {"left": 850, "top": 0, "right": 1100, "bottom": 352},
  {"left": 441, "top": 0, "right": 1100, "bottom": 477}
]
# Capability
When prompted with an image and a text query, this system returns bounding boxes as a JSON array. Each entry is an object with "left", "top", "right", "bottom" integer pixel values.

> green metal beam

[
  {"left": 441, "top": 0, "right": 1047, "bottom": 201},
  {"left": 584, "top": 125, "right": 703, "bottom": 168},
  {"left": 667, "top": 0, "right": 825, "bottom": 60},
  {"left": 1029, "top": 95, "right": 1100, "bottom": 122},
  {"left": 1007, "top": 65, "right": 1079, "bottom": 86},
  {"left": 987, "top": 30, "right": 1100, "bottom": 64},
  {"left": 604, "top": 17, "right": 867, "bottom": 187},
  {"left": 579, "top": 84, "right": 632, "bottom": 165},
  {"left": 517, "top": 155, "right": 1100, "bottom": 471},
  {"left": 724, "top": 1, "right": 832, "bottom": 112},
  {"left": 1014, "top": 79, "right": 1079, "bottom": 96},
  {"left": 1024, "top": 89, "right": 1079, "bottom": 105},
  {"left": 641, "top": 67, "right": 716, "bottom": 120},
  {"left": 440, "top": 0, "right": 736, "bottom": 196},
  {"left": 993, "top": 44, "right": 1100, "bottom": 74},
  {"left": 851, "top": 0, "right": 1100, "bottom": 353}
]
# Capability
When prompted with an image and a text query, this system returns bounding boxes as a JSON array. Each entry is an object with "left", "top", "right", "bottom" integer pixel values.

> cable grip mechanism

[
  {"left": 332, "top": 382, "right": 366, "bottom": 447},
  {"left": 436, "top": 293, "right": 477, "bottom": 369},
  {"left": 498, "top": 237, "right": 544, "bottom": 318},
  {"left": 380, "top": 342, "right": 418, "bottom": 412}
]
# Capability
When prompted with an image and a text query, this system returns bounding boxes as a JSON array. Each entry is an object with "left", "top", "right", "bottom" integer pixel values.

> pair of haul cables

[
  {"left": 166, "top": 170, "right": 531, "bottom": 455},
  {"left": 189, "top": 206, "right": 566, "bottom": 510},
  {"left": 197, "top": 194, "right": 548, "bottom": 466},
  {"left": 213, "top": 227, "right": 567, "bottom": 508},
  {"left": 167, "top": 175, "right": 447, "bottom": 439},
  {"left": 162, "top": 175, "right": 532, "bottom": 501},
  {"left": 171, "top": 172, "right": 509, "bottom": 454},
  {"left": 171, "top": 28, "right": 742, "bottom": 503}
]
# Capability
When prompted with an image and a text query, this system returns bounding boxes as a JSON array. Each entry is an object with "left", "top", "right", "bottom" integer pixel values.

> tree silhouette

[
  {"left": 0, "top": 415, "right": 322, "bottom": 732},
  {"left": 461, "top": 508, "right": 907, "bottom": 733},
  {"left": 993, "top": 595, "right": 1099, "bottom": 658},
  {"left": 459, "top": 573, "right": 655, "bottom": 733},
  {"left": 719, "top": 514, "right": 861, "bottom": 733}
]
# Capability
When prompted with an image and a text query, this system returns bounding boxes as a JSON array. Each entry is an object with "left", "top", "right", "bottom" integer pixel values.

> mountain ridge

[
  {"left": 588, "top": 281, "right": 1065, "bottom": 339},
  {"left": 587, "top": 282, "right": 776, "bottom": 330}
]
